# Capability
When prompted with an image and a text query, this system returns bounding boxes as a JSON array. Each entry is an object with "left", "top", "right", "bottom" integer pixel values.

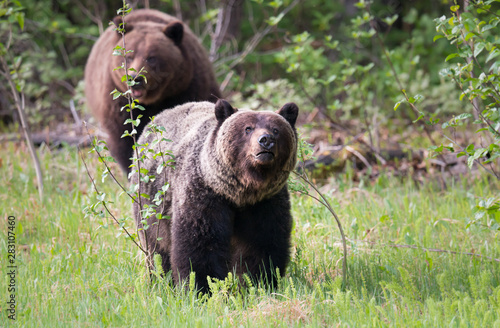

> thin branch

[
  {"left": 292, "top": 169, "right": 348, "bottom": 289},
  {"left": 76, "top": 0, "right": 104, "bottom": 34},
  {"left": 349, "top": 238, "right": 500, "bottom": 262},
  {"left": 1, "top": 52, "right": 44, "bottom": 201},
  {"left": 84, "top": 123, "right": 138, "bottom": 204},
  {"left": 117, "top": 1, "right": 151, "bottom": 267},
  {"left": 345, "top": 145, "right": 371, "bottom": 168},
  {"left": 451, "top": 76, "right": 500, "bottom": 139},
  {"left": 209, "top": 0, "right": 236, "bottom": 62},
  {"left": 442, "top": 133, "right": 498, "bottom": 177},
  {"left": 79, "top": 147, "right": 147, "bottom": 255}
]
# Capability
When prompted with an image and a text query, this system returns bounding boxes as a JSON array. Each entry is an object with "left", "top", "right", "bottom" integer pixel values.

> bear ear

[
  {"left": 164, "top": 21, "right": 184, "bottom": 46},
  {"left": 112, "top": 16, "right": 133, "bottom": 33},
  {"left": 215, "top": 99, "right": 237, "bottom": 123},
  {"left": 276, "top": 103, "right": 299, "bottom": 127}
]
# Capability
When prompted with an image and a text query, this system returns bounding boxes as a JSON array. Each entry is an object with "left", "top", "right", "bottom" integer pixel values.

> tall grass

[{"left": 1, "top": 143, "right": 499, "bottom": 327}]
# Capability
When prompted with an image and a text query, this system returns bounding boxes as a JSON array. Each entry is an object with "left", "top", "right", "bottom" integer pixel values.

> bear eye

[
  {"left": 272, "top": 128, "right": 279, "bottom": 135},
  {"left": 245, "top": 127, "right": 253, "bottom": 134},
  {"left": 146, "top": 56, "right": 157, "bottom": 64}
]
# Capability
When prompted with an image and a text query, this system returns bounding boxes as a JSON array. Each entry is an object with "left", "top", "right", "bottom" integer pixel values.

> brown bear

[
  {"left": 131, "top": 100, "right": 299, "bottom": 293},
  {"left": 85, "top": 9, "right": 221, "bottom": 172}
]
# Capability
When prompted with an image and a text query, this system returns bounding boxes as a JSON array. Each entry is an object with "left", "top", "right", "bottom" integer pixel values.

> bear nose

[
  {"left": 258, "top": 134, "right": 275, "bottom": 150},
  {"left": 132, "top": 75, "right": 144, "bottom": 87}
]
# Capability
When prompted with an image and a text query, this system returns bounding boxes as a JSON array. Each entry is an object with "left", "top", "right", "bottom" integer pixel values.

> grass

[{"left": 1, "top": 141, "right": 499, "bottom": 327}]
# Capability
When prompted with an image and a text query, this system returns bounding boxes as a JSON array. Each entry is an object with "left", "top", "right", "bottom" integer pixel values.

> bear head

[
  {"left": 204, "top": 100, "right": 299, "bottom": 206},
  {"left": 110, "top": 16, "right": 194, "bottom": 105}
]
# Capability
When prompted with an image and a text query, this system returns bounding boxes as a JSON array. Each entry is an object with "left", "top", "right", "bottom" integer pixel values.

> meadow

[{"left": 1, "top": 140, "right": 499, "bottom": 327}]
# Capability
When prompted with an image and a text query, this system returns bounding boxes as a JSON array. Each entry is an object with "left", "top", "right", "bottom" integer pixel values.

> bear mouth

[
  {"left": 255, "top": 151, "right": 275, "bottom": 163},
  {"left": 131, "top": 86, "right": 145, "bottom": 99}
]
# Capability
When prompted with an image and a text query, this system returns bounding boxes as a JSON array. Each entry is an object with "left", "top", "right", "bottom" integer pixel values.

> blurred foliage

[
  {"left": 0, "top": 0, "right": 116, "bottom": 126},
  {"left": 0, "top": 0, "right": 497, "bottom": 146}
]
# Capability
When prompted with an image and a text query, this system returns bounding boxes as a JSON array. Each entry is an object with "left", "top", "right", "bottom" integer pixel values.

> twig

[
  {"left": 288, "top": 67, "right": 345, "bottom": 131},
  {"left": 0, "top": 55, "right": 44, "bottom": 201},
  {"left": 292, "top": 168, "right": 348, "bottom": 289},
  {"left": 349, "top": 238, "right": 500, "bottom": 262},
  {"left": 69, "top": 99, "right": 82, "bottom": 128},
  {"left": 84, "top": 123, "right": 138, "bottom": 204},
  {"left": 79, "top": 147, "right": 147, "bottom": 255},
  {"left": 209, "top": 0, "right": 236, "bottom": 62},
  {"left": 219, "top": 70, "right": 234, "bottom": 92},
  {"left": 345, "top": 145, "right": 371, "bottom": 168},
  {"left": 76, "top": 0, "right": 104, "bottom": 35}
]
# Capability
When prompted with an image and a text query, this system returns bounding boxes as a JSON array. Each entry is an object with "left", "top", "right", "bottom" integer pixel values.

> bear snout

[
  {"left": 129, "top": 74, "right": 145, "bottom": 88},
  {"left": 258, "top": 134, "right": 275, "bottom": 150}
]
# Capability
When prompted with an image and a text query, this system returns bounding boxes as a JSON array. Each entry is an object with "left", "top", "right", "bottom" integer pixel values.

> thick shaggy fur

[
  {"left": 85, "top": 9, "right": 221, "bottom": 172},
  {"left": 131, "top": 100, "right": 299, "bottom": 293}
]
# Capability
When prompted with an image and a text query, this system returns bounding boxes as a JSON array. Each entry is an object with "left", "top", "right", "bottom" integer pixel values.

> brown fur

[
  {"left": 131, "top": 100, "right": 299, "bottom": 293},
  {"left": 85, "top": 9, "right": 221, "bottom": 172}
]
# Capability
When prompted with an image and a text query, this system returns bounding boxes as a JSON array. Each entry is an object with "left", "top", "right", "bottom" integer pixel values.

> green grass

[{"left": 1, "top": 142, "right": 499, "bottom": 327}]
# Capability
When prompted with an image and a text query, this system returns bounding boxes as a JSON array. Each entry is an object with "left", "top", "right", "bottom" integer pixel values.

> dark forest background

[{"left": 1, "top": 0, "right": 499, "bottom": 181}]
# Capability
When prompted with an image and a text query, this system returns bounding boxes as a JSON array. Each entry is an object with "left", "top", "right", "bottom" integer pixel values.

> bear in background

[
  {"left": 85, "top": 9, "right": 221, "bottom": 172},
  {"left": 131, "top": 100, "right": 299, "bottom": 293}
]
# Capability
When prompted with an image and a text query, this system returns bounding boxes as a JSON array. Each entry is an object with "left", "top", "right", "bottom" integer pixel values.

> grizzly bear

[
  {"left": 131, "top": 99, "right": 299, "bottom": 293},
  {"left": 85, "top": 9, "right": 221, "bottom": 172}
]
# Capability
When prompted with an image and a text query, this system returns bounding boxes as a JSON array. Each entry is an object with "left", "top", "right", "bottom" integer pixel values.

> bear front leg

[
  {"left": 170, "top": 189, "right": 233, "bottom": 293},
  {"left": 232, "top": 187, "right": 293, "bottom": 288}
]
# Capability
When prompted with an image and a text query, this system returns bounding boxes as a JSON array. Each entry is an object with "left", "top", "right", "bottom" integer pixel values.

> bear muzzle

[
  {"left": 258, "top": 134, "right": 275, "bottom": 150},
  {"left": 255, "top": 133, "right": 276, "bottom": 163},
  {"left": 129, "top": 74, "right": 147, "bottom": 98}
]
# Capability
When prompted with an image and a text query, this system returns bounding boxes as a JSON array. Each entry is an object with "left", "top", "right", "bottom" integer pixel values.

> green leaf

[
  {"left": 465, "top": 32, "right": 475, "bottom": 41},
  {"left": 97, "top": 193, "right": 106, "bottom": 202},
  {"left": 317, "top": 74, "right": 337, "bottom": 85},
  {"left": 157, "top": 164, "right": 164, "bottom": 175},
  {"left": 474, "top": 42, "right": 485, "bottom": 57},
  {"left": 450, "top": 5, "right": 460, "bottom": 12},
  {"left": 379, "top": 214, "right": 390, "bottom": 223},
  {"left": 16, "top": 12, "right": 24, "bottom": 30},
  {"left": 467, "top": 155, "right": 476, "bottom": 168},
  {"left": 394, "top": 99, "right": 405, "bottom": 111},
  {"left": 266, "top": 13, "right": 284, "bottom": 26},
  {"left": 477, "top": 5, "right": 491, "bottom": 14},
  {"left": 486, "top": 48, "right": 500, "bottom": 63},
  {"left": 413, "top": 114, "right": 425, "bottom": 123},
  {"left": 455, "top": 113, "right": 473, "bottom": 120},
  {"left": 433, "top": 35, "right": 444, "bottom": 42},
  {"left": 481, "top": 24, "right": 494, "bottom": 32},
  {"left": 383, "top": 14, "right": 398, "bottom": 26},
  {"left": 445, "top": 53, "right": 460, "bottom": 62}
]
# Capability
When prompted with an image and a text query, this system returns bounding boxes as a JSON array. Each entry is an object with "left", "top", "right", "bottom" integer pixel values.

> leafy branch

[{"left": 79, "top": 147, "right": 147, "bottom": 255}]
